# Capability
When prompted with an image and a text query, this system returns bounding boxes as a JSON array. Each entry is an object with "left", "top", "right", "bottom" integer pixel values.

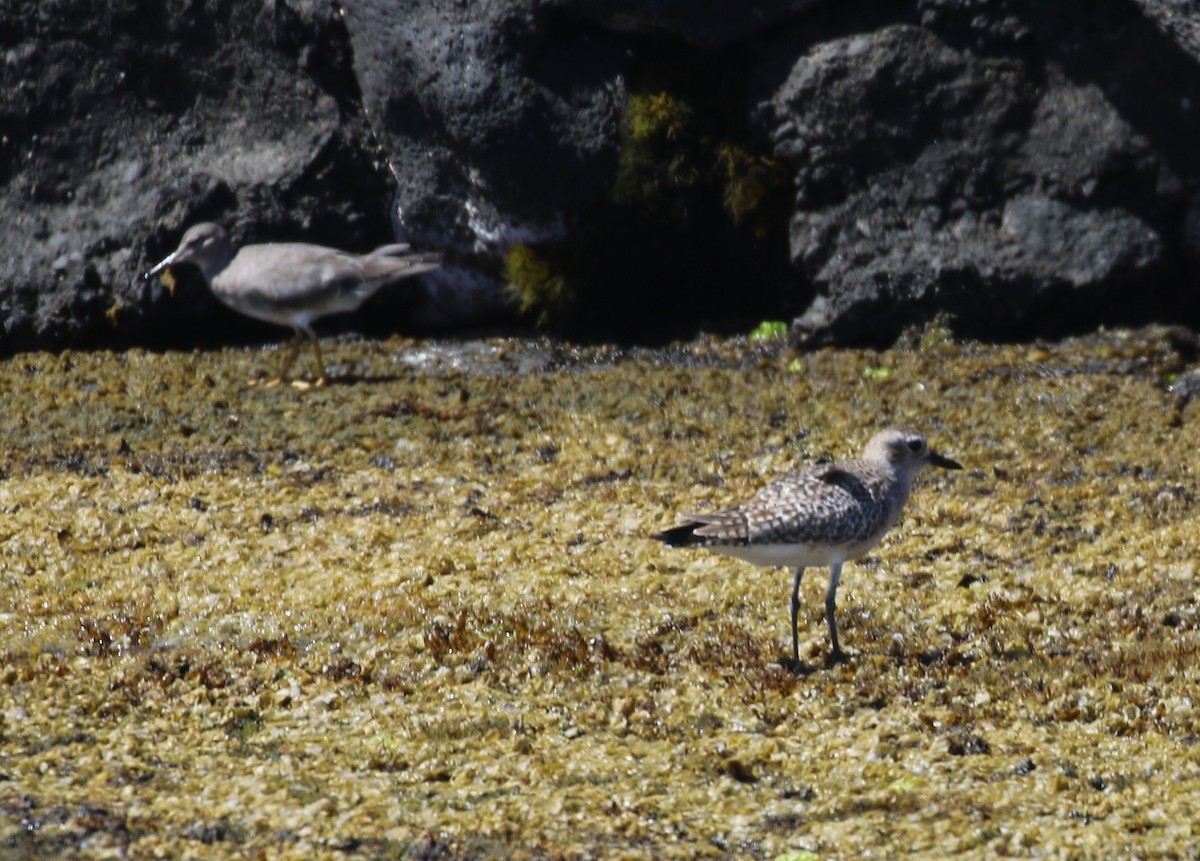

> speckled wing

[{"left": 663, "top": 461, "right": 890, "bottom": 548}]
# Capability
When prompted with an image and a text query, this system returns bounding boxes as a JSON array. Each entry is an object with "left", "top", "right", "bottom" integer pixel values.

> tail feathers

[
  {"left": 370, "top": 243, "right": 413, "bottom": 256},
  {"left": 372, "top": 244, "right": 441, "bottom": 267},
  {"left": 360, "top": 248, "right": 441, "bottom": 283},
  {"left": 653, "top": 511, "right": 751, "bottom": 546},
  {"left": 652, "top": 522, "right": 706, "bottom": 547}
]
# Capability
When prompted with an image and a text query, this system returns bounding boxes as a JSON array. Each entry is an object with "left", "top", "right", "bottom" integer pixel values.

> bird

[
  {"left": 652, "top": 426, "right": 962, "bottom": 666},
  {"left": 144, "top": 222, "right": 440, "bottom": 388}
]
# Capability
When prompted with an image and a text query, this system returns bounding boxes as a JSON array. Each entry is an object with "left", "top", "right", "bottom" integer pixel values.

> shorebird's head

[
  {"left": 144, "top": 222, "right": 236, "bottom": 289},
  {"left": 866, "top": 426, "right": 962, "bottom": 475}
]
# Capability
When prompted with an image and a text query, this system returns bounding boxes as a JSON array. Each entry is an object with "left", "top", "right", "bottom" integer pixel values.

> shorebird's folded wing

[{"left": 736, "top": 465, "right": 888, "bottom": 545}]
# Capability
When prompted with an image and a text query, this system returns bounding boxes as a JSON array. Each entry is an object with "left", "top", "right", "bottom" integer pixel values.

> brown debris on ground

[{"left": 0, "top": 329, "right": 1198, "bottom": 858}]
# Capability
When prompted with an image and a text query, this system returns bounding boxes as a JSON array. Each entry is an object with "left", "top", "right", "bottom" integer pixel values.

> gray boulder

[
  {"left": 3, "top": 0, "right": 1200, "bottom": 350},
  {"left": 758, "top": 5, "right": 1196, "bottom": 345}
]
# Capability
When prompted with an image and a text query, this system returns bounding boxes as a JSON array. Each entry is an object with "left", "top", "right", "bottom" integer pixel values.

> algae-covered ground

[{"left": 1, "top": 329, "right": 1198, "bottom": 859}]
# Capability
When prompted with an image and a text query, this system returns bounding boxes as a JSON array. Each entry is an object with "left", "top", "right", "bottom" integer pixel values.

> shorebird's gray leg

[
  {"left": 825, "top": 562, "right": 845, "bottom": 663},
  {"left": 790, "top": 566, "right": 805, "bottom": 665},
  {"left": 266, "top": 325, "right": 325, "bottom": 390},
  {"left": 296, "top": 324, "right": 326, "bottom": 389},
  {"left": 263, "top": 332, "right": 305, "bottom": 388}
]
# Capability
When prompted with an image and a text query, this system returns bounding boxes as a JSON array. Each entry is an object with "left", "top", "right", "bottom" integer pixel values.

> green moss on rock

[
  {"left": 504, "top": 243, "right": 574, "bottom": 327},
  {"left": 509, "top": 64, "right": 794, "bottom": 337}
]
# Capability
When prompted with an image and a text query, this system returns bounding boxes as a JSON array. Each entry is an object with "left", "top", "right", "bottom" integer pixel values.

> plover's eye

[{"left": 906, "top": 439, "right": 924, "bottom": 453}]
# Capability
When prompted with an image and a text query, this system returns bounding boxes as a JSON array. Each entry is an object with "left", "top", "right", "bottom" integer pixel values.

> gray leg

[
  {"left": 790, "top": 566, "right": 805, "bottom": 665},
  {"left": 267, "top": 332, "right": 305, "bottom": 387},
  {"left": 825, "top": 562, "right": 845, "bottom": 663},
  {"left": 302, "top": 324, "right": 327, "bottom": 385}
]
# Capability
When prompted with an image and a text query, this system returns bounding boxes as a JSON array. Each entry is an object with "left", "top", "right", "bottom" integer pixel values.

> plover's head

[
  {"left": 144, "top": 222, "right": 236, "bottom": 284},
  {"left": 866, "top": 426, "right": 962, "bottom": 474}
]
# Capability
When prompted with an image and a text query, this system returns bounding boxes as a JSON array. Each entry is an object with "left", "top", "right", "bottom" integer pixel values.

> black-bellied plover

[
  {"left": 653, "top": 426, "right": 962, "bottom": 666},
  {"left": 144, "top": 223, "right": 440, "bottom": 388}
]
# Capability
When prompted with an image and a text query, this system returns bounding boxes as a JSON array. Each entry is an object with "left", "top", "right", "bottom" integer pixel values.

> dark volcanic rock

[
  {"left": 0, "top": 0, "right": 460, "bottom": 353},
  {"left": 757, "top": 0, "right": 1200, "bottom": 345},
  {"left": 570, "top": 0, "right": 827, "bottom": 48},
  {"left": 342, "top": 0, "right": 800, "bottom": 339},
  {"left": 342, "top": 0, "right": 830, "bottom": 251},
  {"left": 3, "top": 0, "right": 1200, "bottom": 350},
  {"left": 342, "top": 0, "right": 630, "bottom": 252}
]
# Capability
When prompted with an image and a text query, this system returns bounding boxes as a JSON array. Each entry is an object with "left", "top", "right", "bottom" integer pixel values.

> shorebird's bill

[
  {"left": 930, "top": 450, "right": 962, "bottom": 470},
  {"left": 144, "top": 253, "right": 179, "bottom": 295}
]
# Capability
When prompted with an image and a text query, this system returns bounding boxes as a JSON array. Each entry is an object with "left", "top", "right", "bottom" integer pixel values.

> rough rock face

[
  {"left": 572, "top": 0, "right": 828, "bottom": 48},
  {"left": 0, "top": 0, "right": 418, "bottom": 350},
  {"left": 341, "top": 0, "right": 629, "bottom": 253},
  {"left": 2, "top": 0, "right": 1200, "bottom": 351},
  {"left": 758, "top": 0, "right": 1200, "bottom": 344}
]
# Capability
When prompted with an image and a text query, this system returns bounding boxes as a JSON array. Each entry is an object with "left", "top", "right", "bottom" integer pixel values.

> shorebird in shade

[{"left": 146, "top": 222, "right": 440, "bottom": 388}]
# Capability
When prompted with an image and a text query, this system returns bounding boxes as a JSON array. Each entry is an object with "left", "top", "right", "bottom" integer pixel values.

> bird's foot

[
  {"left": 825, "top": 648, "right": 850, "bottom": 667},
  {"left": 290, "top": 376, "right": 326, "bottom": 391}
]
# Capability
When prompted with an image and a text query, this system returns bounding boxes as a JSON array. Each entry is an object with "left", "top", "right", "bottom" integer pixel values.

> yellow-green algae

[
  {"left": 0, "top": 329, "right": 1198, "bottom": 859},
  {"left": 505, "top": 80, "right": 791, "bottom": 332},
  {"left": 504, "top": 244, "right": 574, "bottom": 328}
]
